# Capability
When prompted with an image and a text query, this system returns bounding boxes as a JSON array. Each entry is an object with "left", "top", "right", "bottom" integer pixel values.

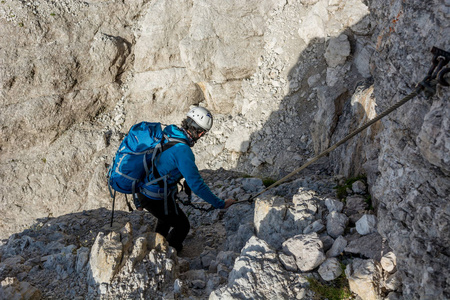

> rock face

[
  {"left": 366, "top": 1, "right": 450, "bottom": 298},
  {"left": 0, "top": 168, "right": 404, "bottom": 299},
  {"left": 0, "top": 0, "right": 449, "bottom": 299},
  {"left": 0, "top": 0, "right": 138, "bottom": 154},
  {"left": 0, "top": 0, "right": 147, "bottom": 241}
]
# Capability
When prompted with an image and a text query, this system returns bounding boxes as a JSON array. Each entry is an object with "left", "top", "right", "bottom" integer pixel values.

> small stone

[
  {"left": 320, "top": 234, "right": 335, "bottom": 252},
  {"left": 174, "top": 279, "right": 183, "bottom": 294},
  {"left": 303, "top": 220, "right": 326, "bottom": 234},
  {"left": 345, "top": 259, "right": 382, "bottom": 300},
  {"left": 318, "top": 258, "right": 343, "bottom": 281},
  {"left": 76, "top": 247, "right": 89, "bottom": 273},
  {"left": 325, "top": 198, "right": 344, "bottom": 213},
  {"left": 326, "top": 235, "right": 347, "bottom": 258},
  {"left": 352, "top": 180, "right": 366, "bottom": 194},
  {"left": 326, "top": 211, "right": 349, "bottom": 238},
  {"left": 201, "top": 251, "right": 216, "bottom": 269},
  {"left": 344, "top": 233, "right": 384, "bottom": 261},
  {"left": 282, "top": 233, "right": 326, "bottom": 272},
  {"left": 192, "top": 280, "right": 206, "bottom": 289},
  {"left": 215, "top": 251, "right": 238, "bottom": 269},
  {"left": 324, "top": 34, "right": 351, "bottom": 67},
  {"left": 307, "top": 74, "right": 321, "bottom": 87},
  {"left": 296, "top": 288, "right": 306, "bottom": 299},
  {"left": 355, "top": 214, "right": 377, "bottom": 235},
  {"left": 380, "top": 252, "right": 397, "bottom": 273},
  {"left": 344, "top": 196, "right": 368, "bottom": 216}
]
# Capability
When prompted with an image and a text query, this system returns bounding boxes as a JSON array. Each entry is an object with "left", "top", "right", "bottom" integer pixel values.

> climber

[{"left": 137, "top": 107, "right": 236, "bottom": 253}]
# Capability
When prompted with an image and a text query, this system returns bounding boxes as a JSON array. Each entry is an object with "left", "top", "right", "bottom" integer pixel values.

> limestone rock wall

[
  {"left": 0, "top": 0, "right": 143, "bottom": 154},
  {"left": 0, "top": 0, "right": 150, "bottom": 236},
  {"left": 366, "top": 1, "right": 450, "bottom": 299},
  {"left": 326, "top": 1, "right": 450, "bottom": 297},
  {"left": 0, "top": 0, "right": 290, "bottom": 238}
]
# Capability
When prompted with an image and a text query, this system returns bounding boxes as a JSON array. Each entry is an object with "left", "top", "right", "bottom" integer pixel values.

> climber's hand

[{"left": 224, "top": 199, "right": 236, "bottom": 209}]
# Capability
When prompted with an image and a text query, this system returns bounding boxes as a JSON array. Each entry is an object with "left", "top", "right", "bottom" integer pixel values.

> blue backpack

[
  {"left": 106, "top": 122, "right": 186, "bottom": 225},
  {"left": 107, "top": 121, "right": 163, "bottom": 195}
]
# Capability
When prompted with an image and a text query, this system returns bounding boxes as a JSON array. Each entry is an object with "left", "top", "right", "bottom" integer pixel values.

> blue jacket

[{"left": 141, "top": 125, "right": 225, "bottom": 209}]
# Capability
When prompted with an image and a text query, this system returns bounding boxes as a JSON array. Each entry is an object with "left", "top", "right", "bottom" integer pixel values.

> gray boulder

[
  {"left": 303, "top": 220, "right": 326, "bottom": 234},
  {"left": 345, "top": 258, "right": 383, "bottom": 300},
  {"left": 326, "top": 235, "right": 348, "bottom": 258},
  {"left": 254, "top": 193, "right": 317, "bottom": 249},
  {"left": 344, "top": 196, "right": 368, "bottom": 216},
  {"left": 325, "top": 198, "right": 344, "bottom": 213},
  {"left": 318, "top": 258, "right": 343, "bottom": 281},
  {"left": 210, "top": 236, "right": 297, "bottom": 299},
  {"left": 380, "top": 252, "right": 397, "bottom": 273},
  {"left": 352, "top": 180, "right": 367, "bottom": 194},
  {"left": 327, "top": 211, "right": 349, "bottom": 238},
  {"left": 89, "top": 231, "right": 124, "bottom": 285},
  {"left": 344, "top": 233, "right": 384, "bottom": 260},
  {"left": 324, "top": 34, "right": 351, "bottom": 67},
  {"left": 282, "top": 233, "right": 326, "bottom": 272},
  {"left": 355, "top": 214, "right": 377, "bottom": 235}
]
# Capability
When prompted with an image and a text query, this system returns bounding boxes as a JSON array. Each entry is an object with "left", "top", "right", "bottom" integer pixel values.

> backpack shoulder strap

[{"left": 151, "top": 135, "right": 188, "bottom": 186}]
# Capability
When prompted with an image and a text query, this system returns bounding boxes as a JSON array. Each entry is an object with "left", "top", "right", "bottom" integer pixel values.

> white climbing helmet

[{"left": 186, "top": 107, "right": 213, "bottom": 131}]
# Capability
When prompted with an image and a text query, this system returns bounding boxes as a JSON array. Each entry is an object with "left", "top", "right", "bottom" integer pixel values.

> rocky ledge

[{"left": 1, "top": 170, "right": 402, "bottom": 299}]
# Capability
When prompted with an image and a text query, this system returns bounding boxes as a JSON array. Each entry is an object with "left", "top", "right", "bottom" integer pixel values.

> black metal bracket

[
  {"left": 428, "top": 47, "right": 450, "bottom": 81},
  {"left": 419, "top": 47, "right": 450, "bottom": 98}
]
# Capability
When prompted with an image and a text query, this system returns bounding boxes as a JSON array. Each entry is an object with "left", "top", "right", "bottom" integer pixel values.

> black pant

[{"left": 138, "top": 193, "right": 190, "bottom": 253}]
